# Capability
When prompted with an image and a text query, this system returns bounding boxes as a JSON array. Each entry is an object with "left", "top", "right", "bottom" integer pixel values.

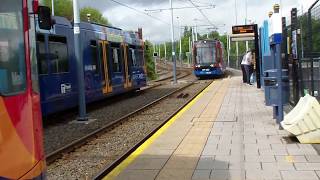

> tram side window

[
  {"left": 129, "top": 48, "right": 137, "bottom": 67},
  {"left": 48, "top": 36, "right": 69, "bottom": 73},
  {"left": 111, "top": 48, "right": 122, "bottom": 72},
  {"left": 90, "top": 40, "right": 99, "bottom": 73},
  {"left": 134, "top": 49, "right": 144, "bottom": 67},
  {"left": 36, "top": 34, "right": 48, "bottom": 74},
  {"left": 0, "top": 4, "right": 26, "bottom": 95}
]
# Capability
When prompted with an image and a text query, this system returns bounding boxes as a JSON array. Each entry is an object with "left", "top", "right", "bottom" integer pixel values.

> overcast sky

[{"left": 79, "top": 0, "right": 315, "bottom": 43}]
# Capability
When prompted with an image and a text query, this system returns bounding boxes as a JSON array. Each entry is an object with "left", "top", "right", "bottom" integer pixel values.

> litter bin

[{"left": 263, "top": 69, "right": 289, "bottom": 106}]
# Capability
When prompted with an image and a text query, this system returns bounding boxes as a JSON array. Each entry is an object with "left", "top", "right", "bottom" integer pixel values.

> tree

[
  {"left": 144, "top": 41, "right": 157, "bottom": 80},
  {"left": 41, "top": 0, "right": 110, "bottom": 25},
  {"left": 42, "top": 0, "right": 73, "bottom": 20},
  {"left": 80, "top": 7, "right": 110, "bottom": 25},
  {"left": 299, "top": 14, "right": 320, "bottom": 53}
]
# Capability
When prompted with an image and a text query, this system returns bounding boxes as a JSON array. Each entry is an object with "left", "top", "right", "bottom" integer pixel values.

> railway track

[
  {"left": 43, "top": 65, "right": 193, "bottom": 159},
  {"left": 93, "top": 80, "right": 211, "bottom": 179},
  {"left": 46, "top": 78, "right": 196, "bottom": 164},
  {"left": 46, "top": 79, "right": 213, "bottom": 179}
]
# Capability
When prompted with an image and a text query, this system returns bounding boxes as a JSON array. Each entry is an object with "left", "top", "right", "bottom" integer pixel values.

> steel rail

[
  {"left": 46, "top": 80, "right": 198, "bottom": 165},
  {"left": 93, "top": 80, "right": 212, "bottom": 180}
]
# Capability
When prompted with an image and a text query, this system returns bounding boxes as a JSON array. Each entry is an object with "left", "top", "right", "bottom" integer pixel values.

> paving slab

[{"left": 109, "top": 76, "right": 320, "bottom": 180}]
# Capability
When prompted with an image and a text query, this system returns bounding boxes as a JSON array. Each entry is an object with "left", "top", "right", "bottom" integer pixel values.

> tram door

[
  {"left": 99, "top": 41, "right": 112, "bottom": 93},
  {"left": 122, "top": 43, "right": 132, "bottom": 88}
]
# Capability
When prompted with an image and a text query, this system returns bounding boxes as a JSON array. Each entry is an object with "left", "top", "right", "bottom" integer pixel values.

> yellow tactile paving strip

[
  {"left": 103, "top": 78, "right": 230, "bottom": 180},
  {"left": 156, "top": 79, "right": 230, "bottom": 180}
]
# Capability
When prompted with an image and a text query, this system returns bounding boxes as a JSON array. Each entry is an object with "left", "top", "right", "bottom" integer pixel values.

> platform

[{"left": 105, "top": 76, "right": 320, "bottom": 180}]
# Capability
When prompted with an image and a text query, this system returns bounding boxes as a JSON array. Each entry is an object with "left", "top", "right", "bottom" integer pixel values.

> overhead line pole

[
  {"left": 164, "top": 43, "right": 167, "bottom": 63},
  {"left": 195, "top": 20, "right": 198, "bottom": 41},
  {"left": 245, "top": 0, "right": 248, "bottom": 25},
  {"left": 235, "top": 0, "right": 239, "bottom": 66},
  {"left": 51, "top": 0, "right": 55, "bottom": 16},
  {"left": 234, "top": 0, "right": 238, "bottom": 24},
  {"left": 170, "top": 0, "right": 177, "bottom": 84},
  {"left": 73, "top": 0, "right": 87, "bottom": 121},
  {"left": 245, "top": 0, "right": 249, "bottom": 51},
  {"left": 177, "top": 17, "right": 182, "bottom": 66},
  {"left": 189, "top": 36, "right": 191, "bottom": 67}
]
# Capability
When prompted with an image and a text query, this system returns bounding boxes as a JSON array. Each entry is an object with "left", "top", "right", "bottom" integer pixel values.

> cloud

[{"left": 79, "top": 0, "right": 311, "bottom": 42}]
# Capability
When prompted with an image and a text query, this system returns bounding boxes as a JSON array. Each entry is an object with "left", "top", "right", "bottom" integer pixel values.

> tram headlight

[
  {"left": 210, "top": 64, "right": 214, "bottom": 67},
  {"left": 195, "top": 64, "right": 201, "bottom": 68}
]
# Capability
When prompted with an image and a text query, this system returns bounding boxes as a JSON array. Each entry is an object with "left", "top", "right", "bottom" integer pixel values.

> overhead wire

[
  {"left": 107, "top": 0, "right": 217, "bottom": 39},
  {"left": 108, "top": 0, "right": 171, "bottom": 26},
  {"left": 187, "top": 0, "right": 215, "bottom": 27}
]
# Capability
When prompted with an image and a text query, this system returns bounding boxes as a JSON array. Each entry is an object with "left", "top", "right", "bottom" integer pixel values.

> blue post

[
  {"left": 275, "top": 44, "right": 283, "bottom": 124},
  {"left": 73, "top": 0, "right": 87, "bottom": 121}
]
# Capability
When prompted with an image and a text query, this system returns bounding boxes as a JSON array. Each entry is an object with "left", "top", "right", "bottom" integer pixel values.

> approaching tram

[
  {"left": 193, "top": 40, "right": 225, "bottom": 78},
  {"left": 0, "top": 0, "right": 47, "bottom": 179}
]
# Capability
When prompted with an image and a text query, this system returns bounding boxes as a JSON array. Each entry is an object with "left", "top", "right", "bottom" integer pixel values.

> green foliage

[
  {"left": 80, "top": 7, "right": 109, "bottom": 25},
  {"left": 299, "top": 14, "right": 320, "bottom": 53},
  {"left": 42, "top": 0, "right": 73, "bottom": 20},
  {"left": 144, "top": 41, "right": 157, "bottom": 80},
  {"left": 41, "top": 0, "right": 110, "bottom": 25}
]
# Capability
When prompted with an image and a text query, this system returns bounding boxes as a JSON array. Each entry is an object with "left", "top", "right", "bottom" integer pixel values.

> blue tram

[
  {"left": 36, "top": 17, "right": 147, "bottom": 116},
  {"left": 193, "top": 40, "right": 225, "bottom": 78}
]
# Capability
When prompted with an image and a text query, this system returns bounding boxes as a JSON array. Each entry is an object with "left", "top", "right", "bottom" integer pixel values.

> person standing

[
  {"left": 241, "top": 53, "right": 248, "bottom": 83},
  {"left": 241, "top": 50, "right": 253, "bottom": 85},
  {"left": 249, "top": 49, "right": 255, "bottom": 84}
]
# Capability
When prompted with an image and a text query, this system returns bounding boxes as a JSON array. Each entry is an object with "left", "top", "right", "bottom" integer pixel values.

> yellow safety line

[{"left": 103, "top": 81, "right": 216, "bottom": 180}]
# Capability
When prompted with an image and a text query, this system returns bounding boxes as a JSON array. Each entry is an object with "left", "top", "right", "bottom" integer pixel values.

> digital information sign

[{"left": 232, "top": 25, "right": 255, "bottom": 34}]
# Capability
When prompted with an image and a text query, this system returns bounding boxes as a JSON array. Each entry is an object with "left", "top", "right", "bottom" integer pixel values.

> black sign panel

[{"left": 232, "top": 25, "right": 255, "bottom": 34}]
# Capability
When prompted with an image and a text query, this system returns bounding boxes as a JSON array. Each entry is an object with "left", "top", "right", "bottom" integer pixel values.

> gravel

[
  {"left": 44, "top": 70, "right": 193, "bottom": 154},
  {"left": 46, "top": 79, "right": 212, "bottom": 179}
]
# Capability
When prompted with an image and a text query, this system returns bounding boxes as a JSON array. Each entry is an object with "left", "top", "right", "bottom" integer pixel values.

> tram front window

[
  {"left": 196, "top": 47, "right": 216, "bottom": 64},
  {"left": 0, "top": 0, "right": 26, "bottom": 95}
]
